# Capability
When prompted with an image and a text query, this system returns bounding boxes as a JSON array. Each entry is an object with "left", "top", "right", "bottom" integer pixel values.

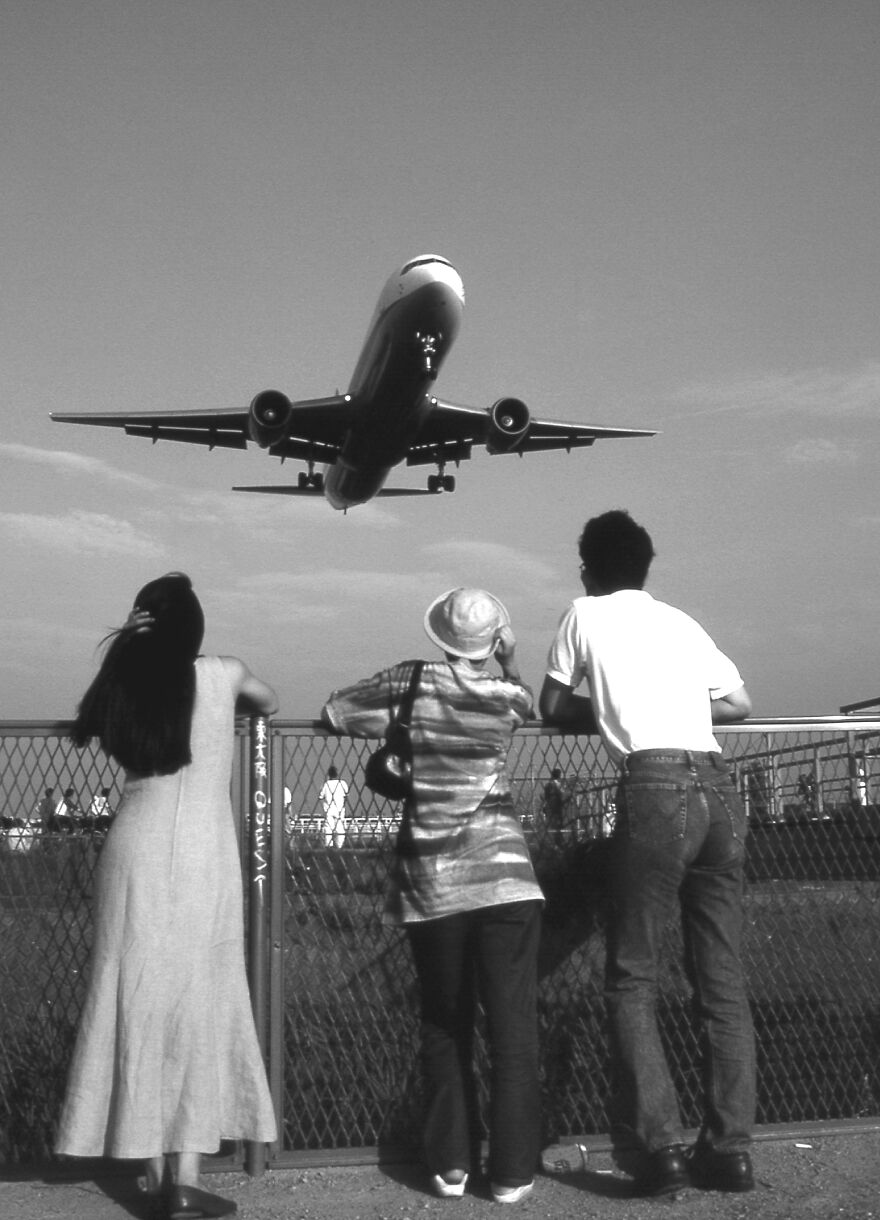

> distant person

[
  {"left": 540, "top": 510, "right": 755, "bottom": 1197},
  {"left": 796, "top": 771, "right": 820, "bottom": 820},
  {"left": 542, "top": 768, "right": 566, "bottom": 847},
  {"left": 32, "top": 786, "right": 56, "bottom": 833},
  {"left": 322, "top": 588, "right": 543, "bottom": 1203},
  {"left": 56, "top": 572, "right": 277, "bottom": 1219},
  {"left": 88, "top": 786, "right": 114, "bottom": 832},
  {"left": 54, "top": 787, "right": 80, "bottom": 833},
  {"left": 319, "top": 766, "right": 349, "bottom": 848}
]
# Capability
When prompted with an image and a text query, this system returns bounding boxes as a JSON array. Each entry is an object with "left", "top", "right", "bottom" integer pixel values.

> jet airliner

[{"left": 51, "top": 255, "right": 655, "bottom": 511}]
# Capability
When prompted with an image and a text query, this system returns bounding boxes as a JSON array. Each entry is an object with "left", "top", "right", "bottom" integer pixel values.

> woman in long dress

[{"left": 56, "top": 573, "right": 277, "bottom": 1220}]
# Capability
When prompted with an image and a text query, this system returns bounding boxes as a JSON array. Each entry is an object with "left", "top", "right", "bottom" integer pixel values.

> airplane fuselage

[{"left": 323, "top": 256, "right": 464, "bottom": 509}]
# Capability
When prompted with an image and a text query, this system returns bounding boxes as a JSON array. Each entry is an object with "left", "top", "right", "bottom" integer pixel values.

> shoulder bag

[{"left": 363, "top": 661, "right": 423, "bottom": 800}]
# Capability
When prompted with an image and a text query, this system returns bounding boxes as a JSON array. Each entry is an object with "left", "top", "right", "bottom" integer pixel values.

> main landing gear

[
  {"left": 427, "top": 471, "right": 455, "bottom": 494},
  {"left": 297, "top": 467, "right": 324, "bottom": 491}
]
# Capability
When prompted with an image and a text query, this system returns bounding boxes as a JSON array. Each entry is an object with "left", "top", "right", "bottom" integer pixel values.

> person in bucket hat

[
  {"left": 322, "top": 589, "right": 542, "bottom": 1204},
  {"left": 424, "top": 587, "right": 511, "bottom": 660}
]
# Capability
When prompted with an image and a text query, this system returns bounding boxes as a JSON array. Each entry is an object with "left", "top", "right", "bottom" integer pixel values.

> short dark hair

[
  {"left": 72, "top": 572, "right": 204, "bottom": 776},
  {"left": 578, "top": 510, "right": 655, "bottom": 591}
]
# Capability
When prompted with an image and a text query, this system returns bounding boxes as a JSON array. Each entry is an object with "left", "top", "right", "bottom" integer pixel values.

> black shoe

[
  {"left": 167, "top": 1185, "right": 237, "bottom": 1219},
  {"left": 636, "top": 1145, "right": 690, "bottom": 1196},
  {"left": 688, "top": 1147, "right": 754, "bottom": 1192}
]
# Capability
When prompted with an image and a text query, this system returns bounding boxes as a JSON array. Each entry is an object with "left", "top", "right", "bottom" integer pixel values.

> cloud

[
  {"left": 205, "top": 539, "right": 567, "bottom": 639},
  {"left": 424, "top": 538, "right": 556, "bottom": 575},
  {"left": 210, "top": 567, "right": 437, "bottom": 626},
  {"left": 668, "top": 361, "right": 880, "bottom": 419},
  {"left": 0, "top": 442, "right": 163, "bottom": 490},
  {"left": 422, "top": 538, "right": 564, "bottom": 603},
  {"left": 0, "top": 442, "right": 404, "bottom": 528},
  {"left": 783, "top": 438, "right": 858, "bottom": 465},
  {"left": 0, "top": 511, "right": 164, "bottom": 559}
]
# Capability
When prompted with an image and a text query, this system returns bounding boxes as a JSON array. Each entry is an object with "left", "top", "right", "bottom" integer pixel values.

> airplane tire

[
  {"left": 427, "top": 474, "right": 440, "bottom": 493},
  {"left": 311, "top": 473, "right": 324, "bottom": 491},
  {"left": 443, "top": 475, "right": 456, "bottom": 493},
  {"left": 298, "top": 472, "right": 309, "bottom": 489}
]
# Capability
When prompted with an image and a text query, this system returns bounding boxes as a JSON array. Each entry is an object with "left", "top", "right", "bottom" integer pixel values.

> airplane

[{"left": 51, "top": 255, "right": 655, "bottom": 511}]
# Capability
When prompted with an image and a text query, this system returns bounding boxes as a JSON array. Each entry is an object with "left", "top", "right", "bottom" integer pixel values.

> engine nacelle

[
  {"left": 248, "top": 390, "right": 293, "bottom": 448},
  {"left": 486, "top": 397, "right": 530, "bottom": 454}
]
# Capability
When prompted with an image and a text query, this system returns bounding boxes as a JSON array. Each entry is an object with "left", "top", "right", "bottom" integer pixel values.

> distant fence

[{"left": 1, "top": 717, "right": 879, "bottom": 1169}]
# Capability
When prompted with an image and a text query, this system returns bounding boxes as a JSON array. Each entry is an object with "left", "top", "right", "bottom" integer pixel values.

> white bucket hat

[{"left": 424, "top": 587, "right": 510, "bottom": 660}]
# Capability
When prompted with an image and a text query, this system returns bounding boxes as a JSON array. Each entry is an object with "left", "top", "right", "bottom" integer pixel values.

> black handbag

[{"left": 363, "top": 661, "right": 423, "bottom": 800}]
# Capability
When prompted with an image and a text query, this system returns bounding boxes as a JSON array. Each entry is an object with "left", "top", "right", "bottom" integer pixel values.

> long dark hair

[{"left": 72, "top": 572, "right": 205, "bottom": 776}]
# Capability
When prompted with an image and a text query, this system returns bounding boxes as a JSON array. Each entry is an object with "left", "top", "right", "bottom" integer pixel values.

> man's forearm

[{"left": 540, "top": 681, "right": 599, "bottom": 733}]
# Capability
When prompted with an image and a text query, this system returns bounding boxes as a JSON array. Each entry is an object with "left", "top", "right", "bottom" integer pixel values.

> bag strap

[{"left": 395, "top": 660, "right": 423, "bottom": 731}]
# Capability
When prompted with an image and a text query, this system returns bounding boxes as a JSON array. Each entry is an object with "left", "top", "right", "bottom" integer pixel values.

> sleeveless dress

[{"left": 56, "top": 656, "right": 277, "bottom": 1158}]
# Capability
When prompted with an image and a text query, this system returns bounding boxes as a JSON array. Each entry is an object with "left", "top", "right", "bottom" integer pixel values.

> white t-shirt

[
  {"left": 546, "top": 590, "right": 743, "bottom": 764},
  {"left": 319, "top": 778, "right": 349, "bottom": 815}
]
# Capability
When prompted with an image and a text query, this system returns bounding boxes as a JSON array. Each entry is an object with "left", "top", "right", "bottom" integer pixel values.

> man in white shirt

[
  {"left": 319, "top": 766, "right": 349, "bottom": 848},
  {"left": 541, "top": 510, "right": 755, "bottom": 1198}
]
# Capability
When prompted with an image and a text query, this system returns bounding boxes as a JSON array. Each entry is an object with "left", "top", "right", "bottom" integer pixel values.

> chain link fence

[{"left": 1, "top": 718, "right": 878, "bottom": 1169}]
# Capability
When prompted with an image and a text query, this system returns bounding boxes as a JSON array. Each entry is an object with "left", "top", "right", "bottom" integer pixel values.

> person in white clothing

[
  {"left": 540, "top": 510, "right": 755, "bottom": 1199},
  {"left": 319, "top": 766, "right": 349, "bottom": 848}
]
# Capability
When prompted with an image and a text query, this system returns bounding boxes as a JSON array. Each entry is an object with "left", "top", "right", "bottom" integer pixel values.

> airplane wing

[
  {"left": 404, "top": 398, "right": 656, "bottom": 467},
  {"left": 51, "top": 396, "right": 353, "bottom": 465}
]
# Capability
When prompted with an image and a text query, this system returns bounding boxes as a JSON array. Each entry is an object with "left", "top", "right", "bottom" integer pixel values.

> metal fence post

[{"left": 246, "top": 715, "right": 271, "bottom": 1177}]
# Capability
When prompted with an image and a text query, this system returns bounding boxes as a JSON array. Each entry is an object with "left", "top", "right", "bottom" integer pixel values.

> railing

[{"left": 1, "top": 717, "right": 879, "bottom": 1170}]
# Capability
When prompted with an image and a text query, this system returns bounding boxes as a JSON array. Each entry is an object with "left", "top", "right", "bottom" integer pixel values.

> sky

[{"left": 2, "top": 0, "right": 879, "bottom": 721}]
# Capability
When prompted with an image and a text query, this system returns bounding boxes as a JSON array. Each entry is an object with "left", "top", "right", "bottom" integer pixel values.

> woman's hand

[
  {"left": 494, "top": 625, "right": 517, "bottom": 666},
  {"left": 123, "top": 609, "right": 154, "bottom": 636}
]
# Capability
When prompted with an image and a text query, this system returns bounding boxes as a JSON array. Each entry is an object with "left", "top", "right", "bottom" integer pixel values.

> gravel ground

[{"left": 2, "top": 1131, "right": 878, "bottom": 1220}]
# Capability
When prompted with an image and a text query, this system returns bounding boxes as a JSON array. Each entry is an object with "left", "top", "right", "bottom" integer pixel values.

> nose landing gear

[{"left": 416, "top": 331, "right": 442, "bottom": 380}]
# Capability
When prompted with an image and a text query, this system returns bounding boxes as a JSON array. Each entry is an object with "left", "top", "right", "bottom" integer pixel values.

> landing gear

[
  {"left": 416, "top": 331, "right": 442, "bottom": 380},
  {"left": 298, "top": 467, "right": 324, "bottom": 491},
  {"left": 427, "top": 473, "right": 455, "bottom": 494}
]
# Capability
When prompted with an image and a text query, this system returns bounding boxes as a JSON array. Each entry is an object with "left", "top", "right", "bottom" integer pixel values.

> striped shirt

[{"left": 322, "top": 658, "right": 543, "bottom": 924}]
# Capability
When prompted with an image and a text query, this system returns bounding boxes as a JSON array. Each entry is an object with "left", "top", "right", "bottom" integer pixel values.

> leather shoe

[
  {"left": 636, "top": 1145, "right": 690, "bottom": 1196},
  {"left": 167, "top": 1185, "right": 237, "bottom": 1219},
  {"left": 688, "top": 1146, "right": 755, "bottom": 1192}
]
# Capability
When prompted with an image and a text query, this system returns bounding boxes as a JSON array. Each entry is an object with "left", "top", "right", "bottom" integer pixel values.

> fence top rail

[
  {"left": 265, "top": 715, "right": 880, "bottom": 736},
  {"left": 3, "top": 715, "right": 880, "bottom": 738},
  {"left": 0, "top": 716, "right": 265, "bottom": 735},
  {"left": 1, "top": 712, "right": 878, "bottom": 741}
]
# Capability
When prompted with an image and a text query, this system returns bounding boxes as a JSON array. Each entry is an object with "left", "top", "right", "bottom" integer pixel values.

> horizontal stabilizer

[
  {"left": 232, "top": 485, "right": 442, "bottom": 497},
  {"left": 233, "top": 485, "right": 323, "bottom": 495}
]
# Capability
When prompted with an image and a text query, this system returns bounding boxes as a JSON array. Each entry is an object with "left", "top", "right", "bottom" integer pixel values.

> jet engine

[
  {"left": 485, "top": 397, "right": 530, "bottom": 454},
  {"left": 248, "top": 390, "right": 293, "bottom": 448}
]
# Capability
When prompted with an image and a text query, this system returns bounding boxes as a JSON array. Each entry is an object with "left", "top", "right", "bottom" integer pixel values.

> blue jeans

[
  {"left": 405, "top": 900, "right": 542, "bottom": 1187},
  {"left": 605, "top": 750, "right": 755, "bottom": 1156}
]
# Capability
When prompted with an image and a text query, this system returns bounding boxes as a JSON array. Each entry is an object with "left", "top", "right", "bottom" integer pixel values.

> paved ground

[{"left": 2, "top": 1131, "right": 879, "bottom": 1220}]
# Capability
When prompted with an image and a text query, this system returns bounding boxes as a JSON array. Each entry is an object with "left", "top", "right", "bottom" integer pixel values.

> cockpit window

[{"left": 401, "top": 256, "right": 452, "bottom": 274}]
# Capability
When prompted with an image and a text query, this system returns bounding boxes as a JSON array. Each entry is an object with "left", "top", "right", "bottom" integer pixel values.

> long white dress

[{"left": 56, "top": 656, "right": 277, "bottom": 1158}]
